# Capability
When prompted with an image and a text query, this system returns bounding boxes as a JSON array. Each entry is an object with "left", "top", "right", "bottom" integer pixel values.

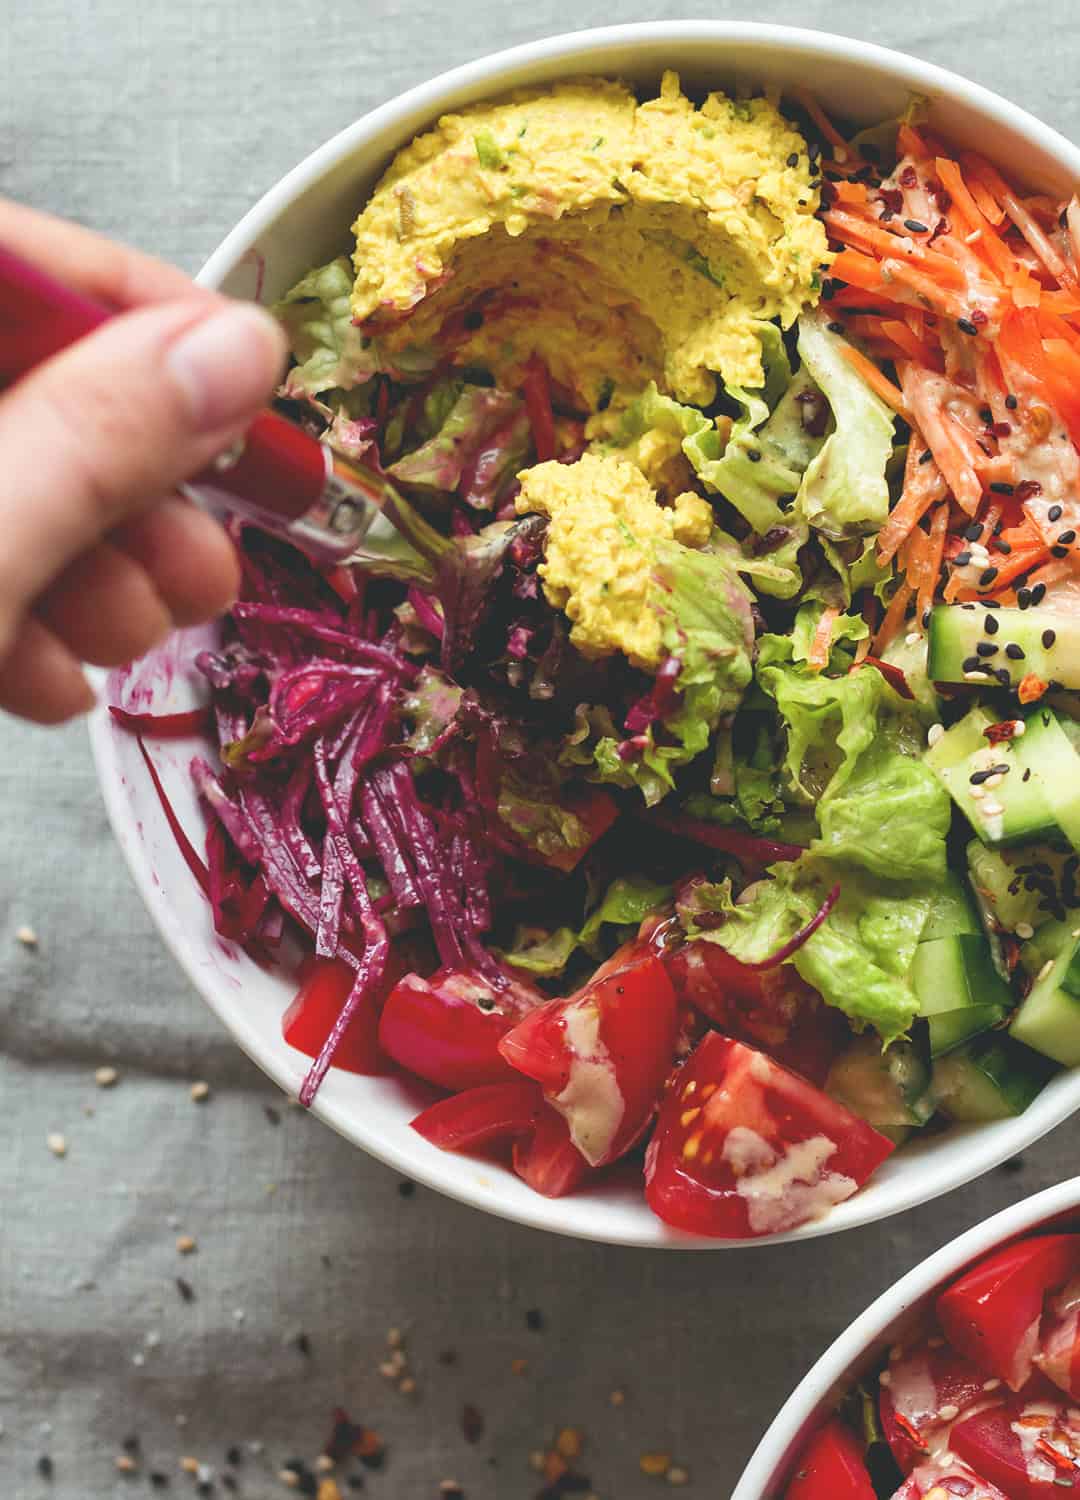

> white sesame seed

[
  {"left": 145, "top": 1329, "right": 161, "bottom": 1349},
  {"left": 132, "top": 1352, "right": 145, "bottom": 1368},
  {"left": 965, "top": 228, "right": 983, "bottom": 244},
  {"left": 190, "top": 1081, "right": 210, "bottom": 1103},
  {"left": 981, "top": 797, "right": 1004, "bottom": 817},
  {"left": 1016, "top": 922, "right": 1035, "bottom": 940},
  {"left": 95, "top": 1065, "right": 120, "bottom": 1088},
  {"left": 970, "top": 784, "right": 986, "bottom": 800},
  {"left": 938, "top": 1404, "right": 960, "bottom": 1421},
  {"left": 232, "top": 1309, "right": 245, "bottom": 1323},
  {"left": 314, "top": 1456, "right": 335, "bottom": 1474},
  {"left": 175, "top": 1415, "right": 189, "bottom": 1430},
  {"left": 927, "top": 723, "right": 945, "bottom": 747},
  {"left": 667, "top": 1467, "right": 691, "bottom": 1487},
  {"left": 984, "top": 773, "right": 1005, "bottom": 789},
  {"left": 278, "top": 1469, "right": 300, "bottom": 1489},
  {"left": 964, "top": 670, "right": 990, "bottom": 681},
  {"left": 1013, "top": 719, "right": 1027, "bottom": 735},
  {"left": 906, "top": 631, "right": 921, "bottom": 646},
  {"left": 196, "top": 1465, "right": 214, "bottom": 1486},
  {"left": 167, "top": 1214, "right": 180, "bottom": 1230},
  {"left": 46, "top": 1132, "right": 67, "bottom": 1158},
  {"left": 1073, "top": 928, "right": 1080, "bottom": 939},
  {"left": 1039, "top": 959, "right": 1056, "bottom": 982},
  {"left": 115, "top": 1454, "right": 139, "bottom": 1473},
  {"left": 983, "top": 1378, "right": 1002, "bottom": 1392},
  {"left": 16, "top": 925, "right": 38, "bottom": 948},
  {"left": 387, "top": 1327, "right": 403, "bottom": 1349}
]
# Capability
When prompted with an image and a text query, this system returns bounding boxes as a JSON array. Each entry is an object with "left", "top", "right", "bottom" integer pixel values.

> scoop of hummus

[
  {"left": 516, "top": 452, "right": 713, "bottom": 669},
  {"left": 351, "top": 72, "right": 829, "bottom": 407}
]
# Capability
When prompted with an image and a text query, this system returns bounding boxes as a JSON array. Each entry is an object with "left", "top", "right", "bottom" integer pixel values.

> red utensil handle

[{"left": 0, "top": 242, "right": 327, "bottom": 524}]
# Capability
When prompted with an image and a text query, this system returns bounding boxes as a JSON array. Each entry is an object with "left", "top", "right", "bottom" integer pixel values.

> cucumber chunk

[
  {"left": 934, "top": 1032, "right": 1056, "bottom": 1122},
  {"left": 827, "top": 1034, "right": 934, "bottom": 1141},
  {"left": 912, "top": 933, "right": 1013, "bottom": 1056},
  {"left": 927, "top": 604, "right": 1080, "bottom": 689},
  {"left": 1010, "top": 924, "right": 1080, "bottom": 1065}
]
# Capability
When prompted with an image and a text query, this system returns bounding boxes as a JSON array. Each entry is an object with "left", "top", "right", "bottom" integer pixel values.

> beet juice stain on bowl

[
  {"left": 90, "top": 24, "right": 1080, "bottom": 1247},
  {"left": 733, "top": 1176, "right": 1080, "bottom": 1499}
]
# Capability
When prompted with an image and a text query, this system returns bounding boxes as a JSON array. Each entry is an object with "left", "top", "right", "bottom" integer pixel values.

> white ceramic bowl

[
  {"left": 89, "top": 22, "right": 1080, "bottom": 1247},
  {"left": 732, "top": 1174, "right": 1080, "bottom": 1496}
]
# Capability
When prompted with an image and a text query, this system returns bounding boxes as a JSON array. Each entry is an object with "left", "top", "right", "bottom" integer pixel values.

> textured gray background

[{"left": 3, "top": 3, "right": 1080, "bottom": 1497}]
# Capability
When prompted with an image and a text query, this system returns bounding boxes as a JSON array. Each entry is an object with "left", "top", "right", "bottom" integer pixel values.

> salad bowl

[{"left": 90, "top": 22, "right": 1080, "bottom": 1246}]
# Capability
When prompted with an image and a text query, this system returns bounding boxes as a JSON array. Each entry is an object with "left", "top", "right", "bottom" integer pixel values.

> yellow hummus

[
  {"left": 351, "top": 72, "right": 828, "bottom": 408},
  {"left": 516, "top": 452, "right": 713, "bottom": 668}
]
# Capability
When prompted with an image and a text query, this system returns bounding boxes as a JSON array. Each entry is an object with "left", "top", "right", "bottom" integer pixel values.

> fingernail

[{"left": 166, "top": 302, "right": 288, "bottom": 431}]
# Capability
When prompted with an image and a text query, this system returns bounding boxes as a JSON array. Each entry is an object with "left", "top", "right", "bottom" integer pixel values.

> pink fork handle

[{"left": 0, "top": 241, "right": 326, "bottom": 522}]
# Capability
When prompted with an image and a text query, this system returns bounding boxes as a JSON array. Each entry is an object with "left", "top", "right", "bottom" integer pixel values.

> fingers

[
  {"left": 0, "top": 197, "right": 215, "bottom": 310},
  {"left": 0, "top": 294, "right": 287, "bottom": 663},
  {"left": 34, "top": 540, "right": 173, "bottom": 668},
  {"left": 110, "top": 495, "right": 240, "bottom": 627},
  {"left": 0, "top": 615, "right": 94, "bottom": 724}
]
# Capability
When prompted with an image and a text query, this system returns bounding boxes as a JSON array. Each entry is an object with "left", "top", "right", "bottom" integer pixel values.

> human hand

[{"left": 0, "top": 198, "right": 288, "bottom": 723}]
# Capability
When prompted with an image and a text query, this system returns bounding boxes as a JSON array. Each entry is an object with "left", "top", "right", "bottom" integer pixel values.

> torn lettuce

[
  {"left": 389, "top": 385, "right": 522, "bottom": 497},
  {"left": 501, "top": 873, "right": 672, "bottom": 977}
]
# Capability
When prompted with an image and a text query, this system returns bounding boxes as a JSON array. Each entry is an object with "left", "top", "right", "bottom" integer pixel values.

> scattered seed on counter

[
  {"left": 264, "top": 1104, "right": 282, "bottom": 1125},
  {"left": 176, "top": 1277, "right": 195, "bottom": 1303},
  {"left": 387, "top": 1328, "right": 403, "bottom": 1350},
  {"left": 46, "top": 1132, "right": 67, "bottom": 1157},
  {"left": 181, "top": 1457, "right": 201, "bottom": 1475},
  {"left": 314, "top": 1455, "right": 335, "bottom": 1474},
  {"left": 16, "top": 924, "right": 39, "bottom": 948},
  {"left": 397, "top": 1180, "right": 415, "bottom": 1198},
  {"left": 398, "top": 1377, "right": 417, "bottom": 1397},
  {"left": 610, "top": 1388, "right": 626, "bottom": 1408},
  {"left": 95, "top": 1065, "right": 119, "bottom": 1087},
  {"left": 37, "top": 1455, "right": 54, "bottom": 1478},
  {"left": 116, "top": 1453, "right": 140, "bottom": 1473},
  {"left": 439, "top": 1483, "right": 464, "bottom": 1498},
  {"left": 295, "top": 1332, "right": 312, "bottom": 1357},
  {"left": 667, "top": 1465, "right": 691, "bottom": 1486},
  {"left": 525, "top": 1308, "right": 545, "bottom": 1332},
  {"left": 190, "top": 1081, "right": 211, "bottom": 1103},
  {"left": 438, "top": 1349, "right": 458, "bottom": 1367},
  {"left": 150, "top": 1473, "right": 170, "bottom": 1489},
  {"left": 462, "top": 1405, "right": 484, "bottom": 1444},
  {"left": 640, "top": 1452, "right": 673, "bottom": 1477},
  {"left": 555, "top": 1428, "right": 583, "bottom": 1461},
  {"left": 511, "top": 1358, "right": 528, "bottom": 1376},
  {"left": 176, "top": 1235, "right": 197, "bottom": 1255}
]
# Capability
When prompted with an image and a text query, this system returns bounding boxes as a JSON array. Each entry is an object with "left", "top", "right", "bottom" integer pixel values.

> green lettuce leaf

[
  {"left": 814, "top": 737, "right": 951, "bottom": 883},
  {"left": 499, "top": 925, "right": 580, "bottom": 977},
  {"left": 794, "top": 311, "right": 896, "bottom": 539},
  {"left": 389, "top": 386, "right": 521, "bottom": 496},
  {"left": 790, "top": 600, "right": 869, "bottom": 666},
  {"left": 273, "top": 257, "right": 435, "bottom": 397},
  {"left": 578, "top": 874, "right": 673, "bottom": 953},
  {"left": 501, "top": 874, "right": 672, "bottom": 977},
  {"left": 397, "top": 666, "right": 461, "bottom": 754}
]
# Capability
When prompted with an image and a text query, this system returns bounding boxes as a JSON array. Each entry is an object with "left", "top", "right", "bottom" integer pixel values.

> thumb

[{"left": 0, "top": 295, "right": 287, "bottom": 658}]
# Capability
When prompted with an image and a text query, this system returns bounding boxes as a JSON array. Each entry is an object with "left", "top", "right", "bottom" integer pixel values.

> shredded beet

[
  {"left": 110, "top": 705, "right": 212, "bottom": 737},
  {"left": 643, "top": 808, "right": 806, "bottom": 866},
  {"left": 744, "top": 883, "right": 842, "bottom": 970},
  {"left": 136, "top": 739, "right": 211, "bottom": 897}
]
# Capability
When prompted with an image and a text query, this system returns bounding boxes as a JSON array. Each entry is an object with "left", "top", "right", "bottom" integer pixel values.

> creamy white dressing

[
  {"left": 719, "top": 1128, "right": 856, "bottom": 1235},
  {"left": 552, "top": 999, "right": 624, "bottom": 1167},
  {"left": 890, "top": 1351, "right": 941, "bottom": 1430},
  {"left": 1010, "top": 1400, "right": 1066, "bottom": 1485}
]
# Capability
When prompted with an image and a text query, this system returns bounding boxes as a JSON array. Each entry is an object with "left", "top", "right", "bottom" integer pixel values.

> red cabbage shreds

[
  {"left": 264, "top": 662, "right": 381, "bottom": 750},
  {"left": 194, "top": 643, "right": 270, "bottom": 697},
  {"left": 406, "top": 587, "right": 445, "bottom": 641},
  {"left": 228, "top": 778, "right": 322, "bottom": 934},
  {"left": 624, "top": 656, "right": 682, "bottom": 736},
  {"left": 281, "top": 766, "right": 323, "bottom": 882},
  {"left": 316, "top": 831, "right": 345, "bottom": 958},
  {"left": 206, "top": 820, "right": 245, "bottom": 938},
  {"left": 358, "top": 778, "right": 422, "bottom": 910},
  {"left": 191, "top": 757, "right": 264, "bottom": 866},
  {"left": 436, "top": 514, "right": 547, "bottom": 674},
  {"left": 110, "top": 705, "right": 212, "bottom": 738},
  {"left": 460, "top": 408, "right": 532, "bottom": 511},
  {"left": 231, "top": 605, "right": 409, "bottom": 670},
  {"left": 258, "top": 901, "right": 285, "bottom": 947}
]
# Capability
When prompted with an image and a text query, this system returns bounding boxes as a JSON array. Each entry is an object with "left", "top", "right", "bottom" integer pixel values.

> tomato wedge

[
  {"left": 499, "top": 942, "right": 678, "bottom": 1168},
  {"left": 937, "top": 1235, "right": 1080, "bottom": 1390},
  {"left": 1035, "top": 1276, "right": 1080, "bottom": 1399},
  {"left": 783, "top": 1418, "right": 876, "bottom": 1499},
  {"left": 951, "top": 1397, "right": 1080, "bottom": 1497},
  {"left": 512, "top": 1104, "right": 593, "bottom": 1198},
  {"left": 880, "top": 1335, "right": 995, "bottom": 1473},
  {"left": 644, "top": 1035, "right": 894, "bottom": 1239},
  {"left": 410, "top": 1080, "right": 541, "bottom": 1154},
  {"left": 283, "top": 954, "right": 400, "bottom": 1076},
  {"left": 892, "top": 1455, "right": 1011, "bottom": 1499},
  {"left": 377, "top": 966, "right": 543, "bottom": 1091},
  {"left": 661, "top": 940, "right": 846, "bottom": 1086}
]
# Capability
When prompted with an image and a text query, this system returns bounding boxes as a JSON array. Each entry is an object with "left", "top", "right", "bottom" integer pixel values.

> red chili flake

[
  {"left": 1015, "top": 479, "right": 1044, "bottom": 502},
  {"left": 899, "top": 165, "right": 918, "bottom": 188},
  {"left": 983, "top": 719, "right": 1023, "bottom": 744},
  {"left": 1036, "top": 1437, "right": 1077, "bottom": 1474},
  {"left": 892, "top": 1411, "right": 927, "bottom": 1450},
  {"left": 1001, "top": 934, "right": 1022, "bottom": 974},
  {"left": 853, "top": 655, "right": 915, "bottom": 700},
  {"left": 878, "top": 188, "right": 903, "bottom": 214},
  {"left": 462, "top": 1405, "right": 485, "bottom": 1445},
  {"left": 324, "top": 1411, "right": 385, "bottom": 1469},
  {"left": 970, "top": 308, "right": 989, "bottom": 327}
]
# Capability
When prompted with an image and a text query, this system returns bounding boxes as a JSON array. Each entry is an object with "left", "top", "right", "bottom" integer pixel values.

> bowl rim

[
  {"left": 90, "top": 20, "right": 1080, "bottom": 1249},
  {"left": 731, "top": 1172, "right": 1080, "bottom": 1497}
]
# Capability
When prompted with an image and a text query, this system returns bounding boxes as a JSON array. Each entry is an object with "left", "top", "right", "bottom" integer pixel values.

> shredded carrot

[
  {"left": 917, "top": 504, "right": 949, "bottom": 626},
  {"left": 934, "top": 158, "right": 1015, "bottom": 279},
  {"left": 878, "top": 318, "right": 935, "bottom": 363},
  {"left": 873, "top": 580, "right": 914, "bottom": 653},
  {"left": 877, "top": 436, "right": 949, "bottom": 565},
  {"left": 970, "top": 177, "right": 1007, "bottom": 226},
  {"left": 898, "top": 363, "right": 982, "bottom": 514},
  {"left": 807, "top": 606, "right": 841, "bottom": 671},
  {"left": 839, "top": 343, "right": 910, "bottom": 418},
  {"left": 880, "top": 258, "right": 971, "bottom": 320},
  {"left": 897, "top": 124, "right": 932, "bottom": 160},
  {"left": 831, "top": 180, "right": 870, "bottom": 206},
  {"left": 792, "top": 89, "right": 851, "bottom": 153}
]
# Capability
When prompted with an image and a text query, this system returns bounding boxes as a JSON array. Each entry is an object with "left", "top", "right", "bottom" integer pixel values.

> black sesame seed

[
  {"left": 746, "top": 449, "right": 762, "bottom": 463},
  {"left": 979, "top": 567, "right": 999, "bottom": 587},
  {"left": 976, "top": 641, "right": 999, "bottom": 657},
  {"left": 994, "top": 539, "right": 1012, "bottom": 554},
  {"left": 196, "top": 1483, "right": 214, "bottom": 1498},
  {"left": 1005, "top": 643, "right": 1026, "bottom": 660},
  {"left": 787, "top": 152, "right": 799, "bottom": 167},
  {"left": 38, "top": 1456, "right": 54, "bottom": 1480},
  {"left": 919, "top": 449, "right": 934, "bottom": 464},
  {"left": 1059, "top": 530, "right": 1077, "bottom": 544},
  {"left": 1023, "top": 767, "right": 1032, "bottom": 782},
  {"left": 904, "top": 218, "right": 929, "bottom": 233},
  {"left": 347, "top": 1479, "right": 366, "bottom": 1492},
  {"left": 991, "top": 763, "right": 1011, "bottom": 776},
  {"left": 995, "top": 667, "right": 1013, "bottom": 686},
  {"left": 295, "top": 1332, "right": 312, "bottom": 1356},
  {"left": 990, "top": 482, "right": 1015, "bottom": 495},
  {"left": 970, "top": 766, "right": 998, "bottom": 785},
  {"left": 222, "top": 1478, "right": 237, "bottom": 1494},
  {"left": 778, "top": 496, "right": 796, "bottom": 513},
  {"left": 955, "top": 550, "right": 972, "bottom": 566},
  {"left": 526, "top": 1308, "right": 545, "bottom": 1331},
  {"left": 957, "top": 317, "right": 980, "bottom": 335},
  {"left": 965, "top": 523, "right": 984, "bottom": 541},
  {"left": 123, "top": 1435, "right": 141, "bottom": 1454},
  {"left": 1048, "top": 504, "right": 1064, "bottom": 522},
  {"left": 397, "top": 1180, "right": 415, "bottom": 1198},
  {"left": 263, "top": 1104, "right": 281, "bottom": 1126},
  {"left": 150, "top": 1475, "right": 170, "bottom": 1490},
  {"left": 1006, "top": 393, "right": 1019, "bottom": 410},
  {"left": 984, "top": 614, "right": 1000, "bottom": 634},
  {"left": 827, "top": 321, "right": 845, "bottom": 334},
  {"left": 1052, "top": 545, "right": 1069, "bottom": 558},
  {"left": 1017, "top": 587, "right": 1032, "bottom": 609},
  {"left": 176, "top": 1276, "right": 195, "bottom": 1303},
  {"left": 983, "top": 598, "right": 1002, "bottom": 608},
  {"left": 962, "top": 656, "right": 983, "bottom": 672},
  {"left": 1032, "top": 583, "right": 1048, "bottom": 604},
  {"left": 226, "top": 1447, "right": 243, "bottom": 1468},
  {"left": 1043, "top": 629, "right": 1058, "bottom": 648}
]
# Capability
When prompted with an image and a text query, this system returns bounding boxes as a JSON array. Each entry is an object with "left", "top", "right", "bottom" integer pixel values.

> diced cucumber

[
  {"left": 880, "top": 630, "right": 940, "bottom": 724},
  {"left": 920, "top": 871, "right": 981, "bottom": 943},
  {"left": 826, "top": 1035, "right": 934, "bottom": 1141},
  {"left": 967, "top": 840, "right": 1073, "bottom": 934},
  {"left": 933, "top": 1032, "right": 1057, "bottom": 1122},
  {"left": 1019, "top": 917, "right": 1079, "bottom": 978},
  {"left": 925, "top": 705, "right": 1080, "bottom": 851},
  {"left": 1010, "top": 926, "right": 1080, "bottom": 1065},
  {"left": 911, "top": 933, "right": 1013, "bottom": 1056},
  {"left": 927, "top": 605, "right": 1080, "bottom": 689}
]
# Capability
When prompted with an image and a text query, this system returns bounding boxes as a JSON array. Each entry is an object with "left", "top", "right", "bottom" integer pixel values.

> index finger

[{"left": 0, "top": 197, "right": 220, "bottom": 312}]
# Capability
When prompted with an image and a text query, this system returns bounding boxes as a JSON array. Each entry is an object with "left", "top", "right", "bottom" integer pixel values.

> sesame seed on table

[{"left": 5, "top": 3, "right": 1080, "bottom": 1497}]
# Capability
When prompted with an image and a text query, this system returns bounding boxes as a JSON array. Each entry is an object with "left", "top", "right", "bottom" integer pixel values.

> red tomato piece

[
  {"left": 410, "top": 1080, "right": 541, "bottom": 1154},
  {"left": 1034, "top": 1275, "right": 1080, "bottom": 1400},
  {"left": 283, "top": 954, "right": 401, "bottom": 1076},
  {"left": 377, "top": 966, "right": 543, "bottom": 1091},
  {"left": 951, "top": 1397, "right": 1080, "bottom": 1498},
  {"left": 880, "top": 1335, "right": 998, "bottom": 1473},
  {"left": 643, "top": 1034, "right": 894, "bottom": 1239},
  {"left": 937, "top": 1235, "right": 1080, "bottom": 1390},
  {"left": 661, "top": 939, "right": 847, "bottom": 1087},
  {"left": 783, "top": 1418, "right": 876, "bottom": 1499},
  {"left": 499, "top": 942, "right": 678, "bottom": 1167},
  {"left": 891, "top": 1455, "right": 1011, "bottom": 1500},
  {"left": 512, "top": 1104, "right": 593, "bottom": 1198}
]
